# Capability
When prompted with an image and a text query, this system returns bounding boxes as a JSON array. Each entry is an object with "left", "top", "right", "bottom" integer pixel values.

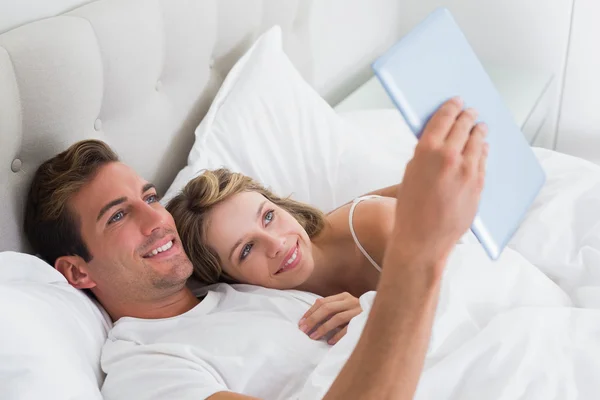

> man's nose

[{"left": 140, "top": 203, "right": 166, "bottom": 236}]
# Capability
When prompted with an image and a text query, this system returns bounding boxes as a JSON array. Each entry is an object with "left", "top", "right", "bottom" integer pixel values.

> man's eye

[
  {"left": 264, "top": 210, "right": 275, "bottom": 225},
  {"left": 240, "top": 243, "right": 253, "bottom": 260},
  {"left": 108, "top": 211, "right": 125, "bottom": 225},
  {"left": 146, "top": 194, "right": 159, "bottom": 204}
]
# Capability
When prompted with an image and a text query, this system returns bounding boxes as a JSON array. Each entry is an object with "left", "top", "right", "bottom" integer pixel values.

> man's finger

[
  {"left": 328, "top": 326, "right": 348, "bottom": 345},
  {"left": 479, "top": 142, "right": 489, "bottom": 177},
  {"left": 463, "top": 122, "right": 487, "bottom": 171},
  {"left": 421, "top": 97, "right": 464, "bottom": 144},
  {"left": 446, "top": 108, "right": 477, "bottom": 151}
]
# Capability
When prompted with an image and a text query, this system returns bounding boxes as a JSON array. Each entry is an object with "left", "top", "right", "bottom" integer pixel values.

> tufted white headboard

[{"left": 0, "top": 0, "right": 403, "bottom": 253}]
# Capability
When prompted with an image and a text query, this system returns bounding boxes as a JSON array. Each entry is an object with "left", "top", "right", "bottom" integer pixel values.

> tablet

[{"left": 372, "top": 7, "right": 545, "bottom": 260}]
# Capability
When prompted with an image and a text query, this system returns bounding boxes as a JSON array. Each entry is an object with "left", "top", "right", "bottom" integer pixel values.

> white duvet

[{"left": 297, "top": 148, "right": 600, "bottom": 400}]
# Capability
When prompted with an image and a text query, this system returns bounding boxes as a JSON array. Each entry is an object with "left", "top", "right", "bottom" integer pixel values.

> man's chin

[{"left": 149, "top": 255, "right": 193, "bottom": 290}]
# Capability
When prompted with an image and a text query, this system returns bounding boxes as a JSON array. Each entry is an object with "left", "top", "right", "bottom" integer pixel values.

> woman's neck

[{"left": 297, "top": 240, "right": 365, "bottom": 298}]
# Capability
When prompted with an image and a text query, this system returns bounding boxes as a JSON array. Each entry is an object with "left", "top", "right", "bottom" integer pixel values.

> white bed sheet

[
  {"left": 299, "top": 244, "right": 600, "bottom": 399},
  {"left": 291, "top": 125, "right": 600, "bottom": 399},
  {"left": 510, "top": 148, "right": 600, "bottom": 307}
]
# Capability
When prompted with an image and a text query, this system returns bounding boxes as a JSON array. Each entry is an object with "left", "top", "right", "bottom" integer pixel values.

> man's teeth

[
  {"left": 284, "top": 247, "right": 298, "bottom": 266},
  {"left": 147, "top": 240, "right": 173, "bottom": 257}
]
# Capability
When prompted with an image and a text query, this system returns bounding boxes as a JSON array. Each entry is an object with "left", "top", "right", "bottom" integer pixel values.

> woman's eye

[
  {"left": 108, "top": 211, "right": 125, "bottom": 225},
  {"left": 240, "top": 243, "right": 253, "bottom": 260},
  {"left": 264, "top": 210, "right": 275, "bottom": 225}
]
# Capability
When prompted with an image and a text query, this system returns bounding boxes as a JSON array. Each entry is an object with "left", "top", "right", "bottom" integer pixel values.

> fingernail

[
  {"left": 299, "top": 324, "right": 308, "bottom": 333},
  {"left": 298, "top": 318, "right": 305, "bottom": 326},
  {"left": 328, "top": 339, "right": 335, "bottom": 345},
  {"left": 466, "top": 108, "right": 478, "bottom": 119},
  {"left": 451, "top": 96, "right": 463, "bottom": 106},
  {"left": 310, "top": 332, "right": 319, "bottom": 339},
  {"left": 479, "top": 123, "right": 488, "bottom": 135}
]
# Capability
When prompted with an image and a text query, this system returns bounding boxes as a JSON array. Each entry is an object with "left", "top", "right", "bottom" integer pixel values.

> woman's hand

[{"left": 299, "top": 292, "right": 362, "bottom": 345}]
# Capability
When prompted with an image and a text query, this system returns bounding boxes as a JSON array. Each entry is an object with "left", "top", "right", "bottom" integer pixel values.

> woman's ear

[{"left": 55, "top": 256, "right": 97, "bottom": 289}]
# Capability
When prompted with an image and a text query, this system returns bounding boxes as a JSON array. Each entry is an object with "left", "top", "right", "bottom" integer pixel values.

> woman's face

[{"left": 205, "top": 191, "right": 315, "bottom": 289}]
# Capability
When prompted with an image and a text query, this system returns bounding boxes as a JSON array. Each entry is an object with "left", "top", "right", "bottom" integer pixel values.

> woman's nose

[{"left": 265, "top": 233, "right": 286, "bottom": 258}]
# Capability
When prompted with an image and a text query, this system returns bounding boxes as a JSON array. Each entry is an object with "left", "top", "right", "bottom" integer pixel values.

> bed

[{"left": 3, "top": 1, "right": 600, "bottom": 399}]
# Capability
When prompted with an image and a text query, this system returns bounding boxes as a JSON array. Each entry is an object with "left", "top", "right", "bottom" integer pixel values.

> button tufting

[
  {"left": 11, "top": 159, "right": 22, "bottom": 172},
  {"left": 94, "top": 119, "right": 102, "bottom": 131},
  {"left": 209, "top": 58, "right": 215, "bottom": 69}
]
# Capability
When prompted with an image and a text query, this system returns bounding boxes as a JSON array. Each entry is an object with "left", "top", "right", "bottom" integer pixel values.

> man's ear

[{"left": 55, "top": 256, "right": 97, "bottom": 289}]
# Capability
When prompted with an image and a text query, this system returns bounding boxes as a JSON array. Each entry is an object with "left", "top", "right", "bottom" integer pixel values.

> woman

[{"left": 166, "top": 169, "right": 397, "bottom": 344}]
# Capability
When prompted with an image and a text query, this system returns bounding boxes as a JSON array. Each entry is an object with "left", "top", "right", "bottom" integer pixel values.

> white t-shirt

[{"left": 100, "top": 283, "right": 332, "bottom": 400}]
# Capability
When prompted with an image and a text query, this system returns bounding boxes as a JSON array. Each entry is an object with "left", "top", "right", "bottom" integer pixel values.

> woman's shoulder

[
  {"left": 317, "top": 196, "right": 395, "bottom": 277},
  {"left": 323, "top": 195, "right": 396, "bottom": 242},
  {"left": 350, "top": 196, "right": 396, "bottom": 238}
]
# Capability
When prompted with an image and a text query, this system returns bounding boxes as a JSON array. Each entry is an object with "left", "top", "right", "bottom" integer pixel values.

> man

[{"left": 24, "top": 97, "right": 488, "bottom": 399}]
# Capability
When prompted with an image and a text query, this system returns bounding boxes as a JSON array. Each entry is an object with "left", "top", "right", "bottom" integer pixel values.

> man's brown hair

[{"left": 24, "top": 140, "right": 119, "bottom": 267}]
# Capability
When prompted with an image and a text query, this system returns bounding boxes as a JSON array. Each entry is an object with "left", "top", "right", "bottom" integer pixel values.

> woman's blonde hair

[{"left": 166, "top": 169, "right": 326, "bottom": 285}]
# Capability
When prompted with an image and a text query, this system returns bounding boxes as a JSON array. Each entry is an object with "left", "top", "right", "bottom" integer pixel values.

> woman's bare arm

[{"left": 363, "top": 183, "right": 400, "bottom": 198}]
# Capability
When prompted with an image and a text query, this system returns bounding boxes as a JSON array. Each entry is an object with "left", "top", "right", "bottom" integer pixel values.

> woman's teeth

[
  {"left": 277, "top": 246, "right": 299, "bottom": 273},
  {"left": 285, "top": 247, "right": 298, "bottom": 266},
  {"left": 146, "top": 240, "right": 173, "bottom": 257}
]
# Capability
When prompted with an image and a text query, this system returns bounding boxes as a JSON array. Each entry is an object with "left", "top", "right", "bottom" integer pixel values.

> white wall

[
  {"left": 309, "top": 0, "right": 403, "bottom": 104},
  {"left": 397, "top": 0, "right": 574, "bottom": 149},
  {"left": 556, "top": 0, "right": 600, "bottom": 163}
]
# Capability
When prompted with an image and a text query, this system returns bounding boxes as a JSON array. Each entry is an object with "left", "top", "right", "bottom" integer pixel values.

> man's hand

[
  {"left": 391, "top": 97, "right": 488, "bottom": 276},
  {"left": 322, "top": 98, "right": 488, "bottom": 400}
]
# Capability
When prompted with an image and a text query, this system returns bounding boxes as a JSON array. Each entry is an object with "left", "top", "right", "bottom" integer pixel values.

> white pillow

[
  {"left": 334, "top": 109, "right": 417, "bottom": 201},
  {"left": 0, "top": 252, "right": 111, "bottom": 400},
  {"left": 162, "top": 26, "right": 406, "bottom": 211}
]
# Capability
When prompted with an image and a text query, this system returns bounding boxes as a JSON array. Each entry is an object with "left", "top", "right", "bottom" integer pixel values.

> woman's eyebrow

[{"left": 228, "top": 200, "right": 267, "bottom": 262}]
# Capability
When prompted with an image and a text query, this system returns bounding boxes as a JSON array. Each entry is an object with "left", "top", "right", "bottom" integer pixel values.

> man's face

[{"left": 69, "top": 162, "right": 193, "bottom": 304}]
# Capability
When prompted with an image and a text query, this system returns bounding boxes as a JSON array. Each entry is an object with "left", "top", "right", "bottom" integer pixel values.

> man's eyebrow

[
  {"left": 96, "top": 184, "right": 156, "bottom": 223},
  {"left": 97, "top": 197, "right": 127, "bottom": 222},
  {"left": 142, "top": 183, "right": 156, "bottom": 194},
  {"left": 228, "top": 200, "right": 266, "bottom": 263}
]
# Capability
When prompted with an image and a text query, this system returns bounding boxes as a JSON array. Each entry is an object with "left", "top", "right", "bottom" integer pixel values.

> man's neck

[{"left": 108, "top": 287, "right": 201, "bottom": 322}]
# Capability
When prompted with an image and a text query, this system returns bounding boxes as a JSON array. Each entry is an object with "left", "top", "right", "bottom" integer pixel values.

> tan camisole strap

[{"left": 348, "top": 195, "right": 383, "bottom": 272}]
